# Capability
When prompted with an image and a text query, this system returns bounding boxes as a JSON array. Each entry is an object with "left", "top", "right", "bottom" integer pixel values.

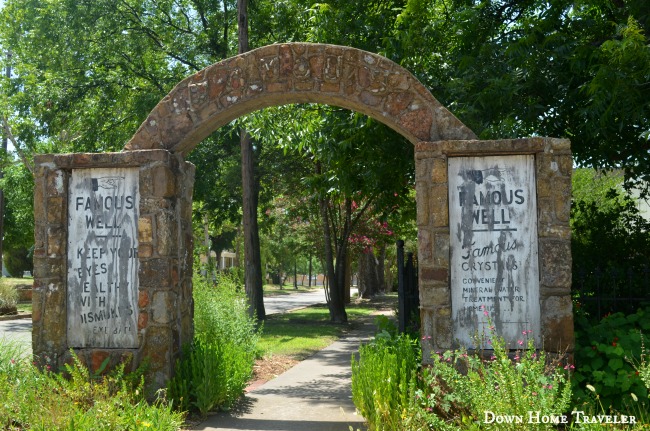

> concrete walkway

[{"left": 190, "top": 322, "right": 374, "bottom": 431}]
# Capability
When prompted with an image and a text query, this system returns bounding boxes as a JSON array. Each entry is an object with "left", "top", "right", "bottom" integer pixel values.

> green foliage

[
  {"left": 409, "top": 331, "right": 571, "bottom": 431},
  {"left": 167, "top": 273, "right": 259, "bottom": 414},
  {"left": 389, "top": 0, "right": 650, "bottom": 189},
  {"left": 0, "top": 281, "right": 18, "bottom": 310},
  {"left": 572, "top": 175, "right": 650, "bottom": 273},
  {"left": 573, "top": 309, "right": 650, "bottom": 415},
  {"left": 0, "top": 345, "right": 184, "bottom": 430},
  {"left": 168, "top": 338, "right": 251, "bottom": 414},
  {"left": 4, "top": 245, "right": 32, "bottom": 278},
  {"left": 0, "top": 337, "right": 25, "bottom": 381},
  {"left": 351, "top": 329, "right": 421, "bottom": 431},
  {"left": 632, "top": 335, "right": 650, "bottom": 395},
  {"left": 0, "top": 161, "right": 34, "bottom": 281},
  {"left": 571, "top": 168, "right": 650, "bottom": 319},
  {"left": 352, "top": 324, "right": 572, "bottom": 430}
]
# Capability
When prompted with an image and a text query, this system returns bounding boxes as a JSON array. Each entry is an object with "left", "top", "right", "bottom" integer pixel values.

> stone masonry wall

[
  {"left": 124, "top": 43, "right": 476, "bottom": 156},
  {"left": 415, "top": 138, "right": 573, "bottom": 360},
  {"left": 33, "top": 150, "right": 194, "bottom": 388}
]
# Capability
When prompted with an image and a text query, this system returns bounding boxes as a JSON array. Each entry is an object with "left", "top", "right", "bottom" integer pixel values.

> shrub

[
  {"left": 351, "top": 317, "right": 572, "bottom": 430},
  {"left": 0, "top": 281, "right": 18, "bottom": 311},
  {"left": 0, "top": 343, "right": 184, "bottom": 430},
  {"left": 634, "top": 336, "right": 650, "bottom": 392},
  {"left": 572, "top": 308, "right": 650, "bottom": 414},
  {"left": 351, "top": 320, "right": 421, "bottom": 431},
  {"left": 168, "top": 272, "right": 259, "bottom": 414},
  {"left": 407, "top": 332, "right": 572, "bottom": 431},
  {"left": 4, "top": 246, "right": 33, "bottom": 278}
]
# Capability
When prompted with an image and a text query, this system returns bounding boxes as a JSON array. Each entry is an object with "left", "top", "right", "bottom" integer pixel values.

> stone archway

[
  {"left": 124, "top": 43, "right": 476, "bottom": 155},
  {"left": 32, "top": 43, "right": 573, "bottom": 391}
]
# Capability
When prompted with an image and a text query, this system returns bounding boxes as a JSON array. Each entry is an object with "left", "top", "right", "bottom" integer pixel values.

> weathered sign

[
  {"left": 448, "top": 155, "right": 540, "bottom": 347},
  {"left": 67, "top": 168, "right": 139, "bottom": 348}
]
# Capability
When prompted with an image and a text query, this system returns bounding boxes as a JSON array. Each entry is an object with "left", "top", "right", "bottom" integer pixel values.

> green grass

[
  {"left": 0, "top": 276, "right": 33, "bottom": 288},
  {"left": 16, "top": 301, "right": 32, "bottom": 313},
  {"left": 258, "top": 302, "right": 384, "bottom": 359}
]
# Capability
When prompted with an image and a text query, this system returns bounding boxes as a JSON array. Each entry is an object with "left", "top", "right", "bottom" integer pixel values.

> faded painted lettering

[
  {"left": 67, "top": 168, "right": 139, "bottom": 348},
  {"left": 448, "top": 155, "right": 540, "bottom": 348}
]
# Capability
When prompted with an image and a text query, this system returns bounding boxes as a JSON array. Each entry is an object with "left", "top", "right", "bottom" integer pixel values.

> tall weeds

[
  {"left": 351, "top": 323, "right": 421, "bottom": 431},
  {"left": 168, "top": 272, "right": 259, "bottom": 414}
]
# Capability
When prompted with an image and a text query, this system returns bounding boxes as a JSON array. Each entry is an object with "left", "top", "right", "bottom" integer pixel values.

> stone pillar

[
  {"left": 415, "top": 138, "right": 573, "bottom": 360},
  {"left": 33, "top": 150, "right": 195, "bottom": 390}
]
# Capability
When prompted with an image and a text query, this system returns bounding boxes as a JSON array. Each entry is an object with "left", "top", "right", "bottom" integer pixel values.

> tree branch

[{"left": 1, "top": 115, "right": 34, "bottom": 174}]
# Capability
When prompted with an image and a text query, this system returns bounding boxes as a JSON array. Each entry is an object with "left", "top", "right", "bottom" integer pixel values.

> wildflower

[
  {"left": 586, "top": 384, "right": 596, "bottom": 393},
  {"left": 564, "top": 364, "right": 575, "bottom": 370},
  {"left": 631, "top": 393, "right": 638, "bottom": 402},
  {"left": 517, "top": 339, "right": 524, "bottom": 346},
  {"left": 532, "top": 391, "right": 538, "bottom": 396},
  {"left": 514, "top": 355, "right": 520, "bottom": 361}
]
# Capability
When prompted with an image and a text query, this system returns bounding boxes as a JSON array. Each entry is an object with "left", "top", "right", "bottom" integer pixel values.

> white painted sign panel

[
  {"left": 449, "top": 155, "right": 540, "bottom": 347},
  {"left": 67, "top": 168, "right": 139, "bottom": 348}
]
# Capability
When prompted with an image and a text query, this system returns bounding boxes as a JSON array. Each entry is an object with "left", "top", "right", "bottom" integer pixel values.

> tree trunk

[
  {"left": 0, "top": 55, "right": 10, "bottom": 278},
  {"left": 238, "top": 0, "right": 265, "bottom": 320},
  {"left": 377, "top": 242, "right": 386, "bottom": 293},
  {"left": 344, "top": 252, "right": 351, "bottom": 303},
  {"left": 358, "top": 250, "right": 380, "bottom": 299},
  {"left": 308, "top": 254, "right": 312, "bottom": 287},
  {"left": 318, "top": 194, "right": 347, "bottom": 323},
  {"left": 241, "top": 131, "right": 265, "bottom": 319}
]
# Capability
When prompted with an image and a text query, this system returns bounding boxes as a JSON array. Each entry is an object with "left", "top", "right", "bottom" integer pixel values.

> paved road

[
  {"left": 0, "top": 318, "right": 31, "bottom": 352},
  {"left": 263, "top": 287, "right": 330, "bottom": 314},
  {"left": 0, "top": 287, "right": 343, "bottom": 354}
]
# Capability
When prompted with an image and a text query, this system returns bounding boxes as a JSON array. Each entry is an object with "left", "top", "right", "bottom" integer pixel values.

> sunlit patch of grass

[{"left": 258, "top": 303, "right": 378, "bottom": 359}]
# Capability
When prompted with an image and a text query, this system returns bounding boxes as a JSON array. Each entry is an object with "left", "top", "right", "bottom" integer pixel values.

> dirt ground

[{"left": 251, "top": 355, "right": 299, "bottom": 384}]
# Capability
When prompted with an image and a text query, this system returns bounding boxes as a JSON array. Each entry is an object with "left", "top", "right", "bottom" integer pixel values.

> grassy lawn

[
  {"left": 258, "top": 298, "right": 393, "bottom": 360},
  {"left": 0, "top": 276, "right": 32, "bottom": 288},
  {"left": 16, "top": 302, "right": 32, "bottom": 313}
]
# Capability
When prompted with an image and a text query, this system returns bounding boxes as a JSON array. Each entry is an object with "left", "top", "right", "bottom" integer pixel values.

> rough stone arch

[
  {"left": 124, "top": 43, "right": 476, "bottom": 155},
  {"left": 32, "top": 43, "right": 574, "bottom": 393}
]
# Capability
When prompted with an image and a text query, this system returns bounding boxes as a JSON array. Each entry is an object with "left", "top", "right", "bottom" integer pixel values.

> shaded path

[{"left": 190, "top": 319, "right": 374, "bottom": 431}]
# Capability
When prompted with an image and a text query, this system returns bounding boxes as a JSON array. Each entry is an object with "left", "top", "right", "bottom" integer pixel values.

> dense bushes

[
  {"left": 0, "top": 341, "right": 184, "bottom": 430},
  {"left": 352, "top": 319, "right": 586, "bottom": 431},
  {"left": 0, "top": 271, "right": 259, "bottom": 428},
  {"left": 168, "top": 273, "right": 259, "bottom": 414},
  {"left": 3, "top": 246, "right": 32, "bottom": 278},
  {"left": 0, "top": 281, "right": 18, "bottom": 313},
  {"left": 353, "top": 313, "right": 650, "bottom": 430},
  {"left": 572, "top": 308, "right": 650, "bottom": 414},
  {"left": 351, "top": 329, "right": 420, "bottom": 429}
]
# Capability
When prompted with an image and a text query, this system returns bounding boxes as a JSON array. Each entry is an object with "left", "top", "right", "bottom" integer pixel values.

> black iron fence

[
  {"left": 573, "top": 265, "right": 650, "bottom": 319},
  {"left": 397, "top": 240, "right": 419, "bottom": 333}
]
